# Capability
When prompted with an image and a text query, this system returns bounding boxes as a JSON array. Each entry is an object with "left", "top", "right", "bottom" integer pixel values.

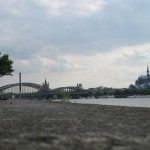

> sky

[{"left": 1, "top": 0, "right": 150, "bottom": 89}]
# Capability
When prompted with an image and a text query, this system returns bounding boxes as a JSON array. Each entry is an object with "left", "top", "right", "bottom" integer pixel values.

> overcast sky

[{"left": 1, "top": 0, "right": 150, "bottom": 89}]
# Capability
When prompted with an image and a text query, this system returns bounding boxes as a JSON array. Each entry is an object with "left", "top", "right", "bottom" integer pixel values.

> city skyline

[{"left": 1, "top": 0, "right": 150, "bottom": 88}]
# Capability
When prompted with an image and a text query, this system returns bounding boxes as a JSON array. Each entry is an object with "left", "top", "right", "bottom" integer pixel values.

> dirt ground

[{"left": 0, "top": 99, "right": 150, "bottom": 150}]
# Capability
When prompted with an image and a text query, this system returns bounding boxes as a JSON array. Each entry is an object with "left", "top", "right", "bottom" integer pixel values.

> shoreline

[{"left": 0, "top": 99, "right": 150, "bottom": 150}]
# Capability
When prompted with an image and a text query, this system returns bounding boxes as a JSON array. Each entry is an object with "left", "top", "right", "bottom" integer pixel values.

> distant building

[
  {"left": 129, "top": 65, "right": 150, "bottom": 89},
  {"left": 135, "top": 65, "right": 150, "bottom": 85},
  {"left": 77, "top": 83, "right": 83, "bottom": 89},
  {"left": 41, "top": 79, "right": 50, "bottom": 93}
]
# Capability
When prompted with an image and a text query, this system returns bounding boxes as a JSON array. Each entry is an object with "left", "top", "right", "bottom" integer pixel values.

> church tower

[
  {"left": 41, "top": 79, "right": 50, "bottom": 93},
  {"left": 147, "top": 65, "right": 149, "bottom": 77}
]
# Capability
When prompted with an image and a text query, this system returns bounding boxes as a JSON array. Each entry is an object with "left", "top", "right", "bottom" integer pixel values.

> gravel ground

[{"left": 0, "top": 99, "right": 150, "bottom": 150}]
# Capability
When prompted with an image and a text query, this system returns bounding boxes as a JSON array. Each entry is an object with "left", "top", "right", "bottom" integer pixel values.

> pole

[{"left": 19, "top": 72, "right": 22, "bottom": 99}]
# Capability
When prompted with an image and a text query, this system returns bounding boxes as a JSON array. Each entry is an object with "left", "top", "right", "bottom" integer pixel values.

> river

[{"left": 71, "top": 97, "right": 150, "bottom": 108}]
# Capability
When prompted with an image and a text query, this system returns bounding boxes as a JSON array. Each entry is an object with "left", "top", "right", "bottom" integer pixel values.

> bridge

[
  {"left": 0, "top": 83, "right": 42, "bottom": 93},
  {"left": 51, "top": 86, "right": 88, "bottom": 99},
  {"left": 0, "top": 81, "right": 88, "bottom": 99}
]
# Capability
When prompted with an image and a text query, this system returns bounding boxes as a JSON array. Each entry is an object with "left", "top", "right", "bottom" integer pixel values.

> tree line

[{"left": 87, "top": 88, "right": 150, "bottom": 98}]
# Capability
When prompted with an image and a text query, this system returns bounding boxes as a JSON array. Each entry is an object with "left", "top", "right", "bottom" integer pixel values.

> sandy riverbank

[{"left": 0, "top": 99, "right": 150, "bottom": 150}]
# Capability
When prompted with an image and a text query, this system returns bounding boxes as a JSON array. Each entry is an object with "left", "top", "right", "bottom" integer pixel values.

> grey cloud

[
  {"left": 1, "top": 0, "right": 150, "bottom": 60},
  {"left": 100, "top": 0, "right": 150, "bottom": 44},
  {"left": 115, "top": 54, "right": 147, "bottom": 66}
]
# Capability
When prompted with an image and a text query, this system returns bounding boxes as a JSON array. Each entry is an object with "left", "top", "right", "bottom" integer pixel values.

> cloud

[
  {"left": 113, "top": 43, "right": 150, "bottom": 66},
  {"left": 0, "top": 0, "right": 29, "bottom": 17},
  {"left": 1, "top": 0, "right": 150, "bottom": 59},
  {"left": 35, "top": 0, "right": 67, "bottom": 16},
  {"left": 70, "top": 0, "right": 106, "bottom": 16},
  {"left": 35, "top": 0, "right": 106, "bottom": 16},
  {"left": 1, "top": 0, "right": 150, "bottom": 88}
]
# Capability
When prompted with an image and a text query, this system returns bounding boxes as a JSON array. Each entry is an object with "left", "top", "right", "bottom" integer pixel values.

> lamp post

[{"left": 19, "top": 72, "right": 22, "bottom": 99}]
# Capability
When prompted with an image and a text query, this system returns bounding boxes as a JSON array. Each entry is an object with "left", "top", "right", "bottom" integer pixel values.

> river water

[{"left": 71, "top": 98, "right": 150, "bottom": 108}]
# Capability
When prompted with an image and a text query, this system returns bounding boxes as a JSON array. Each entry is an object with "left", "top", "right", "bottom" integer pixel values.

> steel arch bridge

[
  {"left": 52, "top": 86, "right": 82, "bottom": 94},
  {"left": 0, "top": 83, "right": 88, "bottom": 99},
  {"left": 0, "top": 83, "right": 42, "bottom": 94},
  {"left": 50, "top": 86, "right": 88, "bottom": 99}
]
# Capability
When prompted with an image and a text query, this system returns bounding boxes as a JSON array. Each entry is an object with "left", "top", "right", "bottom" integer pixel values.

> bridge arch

[
  {"left": 0, "top": 83, "right": 42, "bottom": 94},
  {"left": 52, "top": 86, "right": 83, "bottom": 94}
]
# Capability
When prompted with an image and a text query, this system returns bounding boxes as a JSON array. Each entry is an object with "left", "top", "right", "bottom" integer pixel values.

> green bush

[
  {"left": 48, "top": 98, "right": 52, "bottom": 102},
  {"left": 60, "top": 92, "right": 71, "bottom": 102}
]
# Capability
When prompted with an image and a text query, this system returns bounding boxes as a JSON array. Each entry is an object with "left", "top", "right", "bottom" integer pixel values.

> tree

[{"left": 0, "top": 52, "right": 14, "bottom": 77}]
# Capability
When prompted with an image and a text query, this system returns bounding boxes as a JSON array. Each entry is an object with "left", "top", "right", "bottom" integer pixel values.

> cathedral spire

[{"left": 147, "top": 65, "right": 149, "bottom": 77}]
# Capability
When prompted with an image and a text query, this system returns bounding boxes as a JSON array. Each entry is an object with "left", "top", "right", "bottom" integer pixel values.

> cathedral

[
  {"left": 135, "top": 65, "right": 150, "bottom": 85},
  {"left": 129, "top": 65, "right": 150, "bottom": 89}
]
